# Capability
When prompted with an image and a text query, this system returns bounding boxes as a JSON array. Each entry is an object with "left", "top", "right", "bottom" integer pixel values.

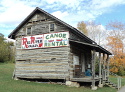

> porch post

[
  {"left": 102, "top": 53, "right": 106, "bottom": 82},
  {"left": 104, "top": 54, "right": 107, "bottom": 80},
  {"left": 91, "top": 49, "right": 97, "bottom": 90},
  {"left": 98, "top": 52, "right": 103, "bottom": 87},
  {"left": 106, "top": 54, "right": 109, "bottom": 80}
]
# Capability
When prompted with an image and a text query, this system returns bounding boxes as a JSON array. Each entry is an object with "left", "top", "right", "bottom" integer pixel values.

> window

[
  {"left": 50, "top": 24, "right": 55, "bottom": 31},
  {"left": 73, "top": 55, "right": 79, "bottom": 65},
  {"left": 27, "top": 27, "right": 31, "bottom": 35}
]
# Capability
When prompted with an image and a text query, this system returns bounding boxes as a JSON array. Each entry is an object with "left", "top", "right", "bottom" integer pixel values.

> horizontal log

[
  {"left": 15, "top": 67, "right": 68, "bottom": 70},
  {"left": 16, "top": 61, "right": 68, "bottom": 63},
  {"left": 16, "top": 47, "right": 70, "bottom": 51},
  {"left": 16, "top": 58, "right": 68, "bottom": 61},
  {"left": 16, "top": 53, "right": 69, "bottom": 56},
  {"left": 16, "top": 61, "right": 68, "bottom": 64},
  {"left": 15, "top": 65, "right": 69, "bottom": 69},
  {"left": 16, "top": 51, "right": 69, "bottom": 54},
  {"left": 16, "top": 55, "right": 68, "bottom": 59},
  {"left": 15, "top": 70, "right": 69, "bottom": 73},
  {"left": 15, "top": 73, "right": 69, "bottom": 77},
  {"left": 16, "top": 62, "right": 68, "bottom": 66},
  {"left": 16, "top": 60, "right": 68, "bottom": 63},
  {"left": 15, "top": 75, "right": 67, "bottom": 79}
]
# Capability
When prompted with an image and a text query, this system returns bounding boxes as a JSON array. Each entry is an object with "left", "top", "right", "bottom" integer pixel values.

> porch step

[{"left": 104, "top": 80, "right": 118, "bottom": 89}]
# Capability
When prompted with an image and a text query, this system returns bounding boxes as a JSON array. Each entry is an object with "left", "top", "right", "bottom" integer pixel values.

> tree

[
  {"left": 0, "top": 33, "right": 15, "bottom": 63},
  {"left": 106, "top": 20, "right": 125, "bottom": 41},
  {"left": 106, "top": 21, "right": 125, "bottom": 75},
  {"left": 77, "top": 21, "right": 88, "bottom": 36},
  {"left": 77, "top": 21, "right": 106, "bottom": 46},
  {"left": 107, "top": 36, "right": 125, "bottom": 75},
  {"left": 106, "top": 21, "right": 125, "bottom": 55},
  {"left": 86, "top": 21, "right": 106, "bottom": 45},
  {"left": 107, "top": 36, "right": 124, "bottom": 55}
]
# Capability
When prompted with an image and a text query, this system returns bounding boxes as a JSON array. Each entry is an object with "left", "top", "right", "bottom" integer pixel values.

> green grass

[
  {"left": 109, "top": 75, "right": 125, "bottom": 86},
  {"left": 0, "top": 63, "right": 119, "bottom": 92}
]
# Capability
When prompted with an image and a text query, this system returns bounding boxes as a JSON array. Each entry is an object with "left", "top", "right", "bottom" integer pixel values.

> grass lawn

[
  {"left": 0, "top": 63, "right": 120, "bottom": 92},
  {"left": 109, "top": 76, "right": 125, "bottom": 86}
]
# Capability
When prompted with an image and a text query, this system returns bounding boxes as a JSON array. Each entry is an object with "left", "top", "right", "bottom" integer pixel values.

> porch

[
  {"left": 69, "top": 39, "right": 112, "bottom": 89},
  {"left": 71, "top": 77, "right": 100, "bottom": 82}
]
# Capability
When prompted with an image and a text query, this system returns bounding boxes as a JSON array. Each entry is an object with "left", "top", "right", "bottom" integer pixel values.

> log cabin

[{"left": 8, "top": 7, "right": 112, "bottom": 89}]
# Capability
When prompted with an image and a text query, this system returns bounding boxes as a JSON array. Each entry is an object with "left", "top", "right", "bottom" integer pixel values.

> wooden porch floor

[{"left": 71, "top": 77, "right": 100, "bottom": 82}]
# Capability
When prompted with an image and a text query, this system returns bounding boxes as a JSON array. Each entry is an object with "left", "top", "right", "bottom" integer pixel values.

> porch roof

[{"left": 69, "top": 39, "right": 112, "bottom": 55}]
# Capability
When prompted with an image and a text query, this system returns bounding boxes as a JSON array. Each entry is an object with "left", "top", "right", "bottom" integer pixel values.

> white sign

[
  {"left": 21, "top": 31, "right": 69, "bottom": 49},
  {"left": 44, "top": 32, "right": 69, "bottom": 47},
  {"left": 21, "top": 35, "right": 43, "bottom": 49}
]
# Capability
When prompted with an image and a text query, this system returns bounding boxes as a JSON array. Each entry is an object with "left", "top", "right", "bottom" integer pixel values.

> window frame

[
  {"left": 49, "top": 23, "right": 55, "bottom": 32},
  {"left": 26, "top": 27, "right": 32, "bottom": 35}
]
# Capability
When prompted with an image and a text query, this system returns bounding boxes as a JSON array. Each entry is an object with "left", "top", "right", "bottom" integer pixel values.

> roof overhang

[{"left": 69, "top": 39, "right": 112, "bottom": 55}]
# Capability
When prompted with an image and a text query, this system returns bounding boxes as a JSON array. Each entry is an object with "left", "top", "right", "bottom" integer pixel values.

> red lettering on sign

[
  {"left": 30, "top": 36, "right": 35, "bottom": 44},
  {"left": 39, "top": 43, "right": 43, "bottom": 47},
  {"left": 22, "top": 38, "right": 28, "bottom": 48}
]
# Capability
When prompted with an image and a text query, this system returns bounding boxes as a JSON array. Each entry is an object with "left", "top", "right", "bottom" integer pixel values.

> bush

[
  {"left": 117, "top": 68, "right": 125, "bottom": 76},
  {"left": 0, "top": 33, "right": 15, "bottom": 63}
]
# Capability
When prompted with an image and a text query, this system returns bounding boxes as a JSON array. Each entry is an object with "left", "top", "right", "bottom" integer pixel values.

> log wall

[
  {"left": 14, "top": 12, "right": 89, "bottom": 80},
  {"left": 15, "top": 46, "right": 70, "bottom": 79}
]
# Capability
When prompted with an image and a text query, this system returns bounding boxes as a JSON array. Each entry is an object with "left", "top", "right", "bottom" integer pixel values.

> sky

[{"left": 0, "top": 0, "right": 125, "bottom": 38}]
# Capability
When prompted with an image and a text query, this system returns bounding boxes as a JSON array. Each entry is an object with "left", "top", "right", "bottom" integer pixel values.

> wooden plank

[
  {"left": 16, "top": 61, "right": 69, "bottom": 64},
  {"left": 102, "top": 53, "right": 106, "bottom": 81},
  {"left": 106, "top": 54, "right": 109, "bottom": 79},
  {"left": 15, "top": 75, "right": 67, "bottom": 79},
  {"left": 16, "top": 65, "right": 68, "bottom": 69},
  {"left": 16, "top": 68, "right": 68, "bottom": 71},
  {"left": 16, "top": 58, "right": 68, "bottom": 61},
  {"left": 15, "top": 73, "right": 69, "bottom": 77},
  {"left": 16, "top": 52, "right": 69, "bottom": 56},
  {"left": 15, "top": 70, "right": 69, "bottom": 73},
  {"left": 16, "top": 60, "right": 68, "bottom": 63},
  {"left": 71, "top": 77, "right": 99, "bottom": 82},
  {"left": 99, "top": 52, "right": 102, "bottom": 86},
  {"left": 16, "top": 62, "right": 68, "bottom": 66},
  {"left": 16, "top": 55, "right": 68, "bottom": 59},
  {"left": 91, "top": 50, "right": 96, "bottom": 87}
]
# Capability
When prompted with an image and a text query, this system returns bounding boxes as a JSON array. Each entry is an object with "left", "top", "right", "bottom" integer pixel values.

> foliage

[
  {"left": 106, "top": 21, "right": 125, "bottom": 76},
  {"left": 77, "top": 21, "right": 106, "bottom": 45},
  {"left": 0, "top": 33, "right": 15, "bottom": 63},
  {"left": 77, "top": 21, "right": 88, "bottom": 36},
  {"left": 107, "top": 36, "right": 123, "bottom": 55},
  {"left": 0, "top": 63, "right": 117, "bottom": 92}
]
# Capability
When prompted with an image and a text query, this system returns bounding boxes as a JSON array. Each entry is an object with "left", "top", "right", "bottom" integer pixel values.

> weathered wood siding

[
  {"left": 14, "top": 12, "right": 72, "bottom": 79},
  {"left": 15, "top": 12, "right": 90, "bottom": 44},
  {"left": 15, "top": 46, "right": 70, "bottom": 79},
  {"left": 14, "top": 12, "right": 91, "bottom": 80}
]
